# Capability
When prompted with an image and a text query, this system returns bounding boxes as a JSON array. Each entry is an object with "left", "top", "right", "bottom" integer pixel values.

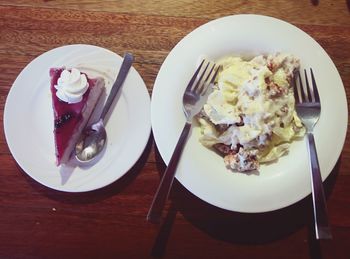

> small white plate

[
  {"left": 4, "top": 44, "right": 151, "bottom": 192},
  {"left": 151, "top": 15, "right": 348, "bottom": 212}
]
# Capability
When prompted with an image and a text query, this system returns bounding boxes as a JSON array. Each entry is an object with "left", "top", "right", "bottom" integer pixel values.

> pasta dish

[{"left": 197, "top": 53, "right": 305, "bottom": 171}]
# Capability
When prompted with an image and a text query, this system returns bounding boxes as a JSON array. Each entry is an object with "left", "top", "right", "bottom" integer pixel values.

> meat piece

[
  {"left": 224, "top": 148, "right": 259, "bottom": 171},
  {"left": 213, "top": 143, "right": 235, "bottom": 156},
  {"left": 215, "top": 124, "right": 231, "bottom": 134},
  {"left": 267, "top": 82, "right": 288, "bottom": 98}
]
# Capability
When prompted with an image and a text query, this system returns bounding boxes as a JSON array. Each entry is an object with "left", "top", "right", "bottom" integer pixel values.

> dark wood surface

[{"left": 1, "top": 1, "right": 349, "bottom": 258}]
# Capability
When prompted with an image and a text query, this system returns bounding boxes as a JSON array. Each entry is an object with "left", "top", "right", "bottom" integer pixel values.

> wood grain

[
  {"left": 0, "top": 1, "right": 350, "bottom": 258},
  {"left": 1, "top": 0, "right": 350, "bottom": 25}
]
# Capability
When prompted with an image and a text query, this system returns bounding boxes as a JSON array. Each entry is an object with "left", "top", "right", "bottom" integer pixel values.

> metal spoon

[{"left": 75, "top": 53, "right": 134, "bottom": 163}]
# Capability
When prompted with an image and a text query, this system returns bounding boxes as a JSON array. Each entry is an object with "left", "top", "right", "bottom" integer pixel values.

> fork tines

[
  {"left": 189, "top": 60, "right": 220, "bottom": 96},
  {"left": 294, "top": 68, "right": 320, "bottom": 104}
]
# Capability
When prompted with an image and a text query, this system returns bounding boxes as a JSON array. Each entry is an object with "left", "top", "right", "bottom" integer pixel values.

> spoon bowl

[{"left": 75, "top": 119, "right": 106, "bottom": 162}]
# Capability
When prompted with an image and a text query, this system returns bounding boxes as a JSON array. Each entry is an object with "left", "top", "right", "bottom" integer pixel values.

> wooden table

[{"left": 1, "top": 1, "right": 349, "bottom": 258}]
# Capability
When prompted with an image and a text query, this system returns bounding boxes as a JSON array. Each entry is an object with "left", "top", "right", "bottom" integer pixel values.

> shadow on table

[
  {"left": 20, "top": 134, "right": 153, "bottom": 204},
  {"left": 311, "top": 0, "right": 319, "bottom": 6},
  {"left": 151, "top": 147, "right": 341, "bottom": 258}
]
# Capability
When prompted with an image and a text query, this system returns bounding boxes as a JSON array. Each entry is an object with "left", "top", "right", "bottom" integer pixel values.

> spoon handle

[{"left": 100, "top": 53, "right": 134, "bottom": 121}]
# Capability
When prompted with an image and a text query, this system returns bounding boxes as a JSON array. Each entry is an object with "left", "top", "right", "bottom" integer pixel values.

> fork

[
  {"left": 147, "top": 60, "right": 220, "bottom": 223},
  {"left": 294, "top": 68, "right": 332, "bottom": 240}
]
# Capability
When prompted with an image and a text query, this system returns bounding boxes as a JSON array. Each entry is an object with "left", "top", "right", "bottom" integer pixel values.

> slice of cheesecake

[{"left": 50, "top": 67, "right": 104, "bottom": 166}]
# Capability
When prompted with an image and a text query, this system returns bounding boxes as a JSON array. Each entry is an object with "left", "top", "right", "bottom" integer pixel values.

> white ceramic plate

[
  {"left": 4, "top": 44, "right": 151, "bottom": 192},
  {"left": 151, "top": 15, "right": 348, "bottom": 212}
]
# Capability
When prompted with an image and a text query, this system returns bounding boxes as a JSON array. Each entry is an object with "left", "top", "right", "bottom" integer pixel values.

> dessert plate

[
  {"left": 151, "top": 15, "right": 348, "bottom": 212},
  {"left": 4, "top": 44, "right": 151, "bottom": 192}
]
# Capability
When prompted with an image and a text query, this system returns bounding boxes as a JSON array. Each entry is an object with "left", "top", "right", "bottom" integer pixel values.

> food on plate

[
  {"left": 50, "top": 67, "right": 104, "bottom": 166},
  {"left": 197, "top": 53, "right": 305, "bottom": 172}
]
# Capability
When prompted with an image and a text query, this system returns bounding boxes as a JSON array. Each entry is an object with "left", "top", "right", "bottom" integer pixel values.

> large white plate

[
  {"left": 151, "top": 15, "right": 348, "bottom": 212},
  {"left": 4, "top": 44, "right": 151, "bottom": 192}
]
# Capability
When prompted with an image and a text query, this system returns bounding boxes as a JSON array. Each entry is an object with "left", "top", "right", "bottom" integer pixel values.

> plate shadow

[{"left": 151, "top": 145, "right": 341, "bottom": 257}]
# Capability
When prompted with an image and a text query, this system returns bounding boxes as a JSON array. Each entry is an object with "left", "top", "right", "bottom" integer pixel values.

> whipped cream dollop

[{"left": 55, "top": 68, "right": 89, "bottom": 103}]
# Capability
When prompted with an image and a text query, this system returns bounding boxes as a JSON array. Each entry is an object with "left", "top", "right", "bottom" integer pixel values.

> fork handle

[
  {"left": 306, "top": 133, "right": 332, "bottom": 239},
  {"left": 147, "top": 122, "right": 192, "bottom": 223}
]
